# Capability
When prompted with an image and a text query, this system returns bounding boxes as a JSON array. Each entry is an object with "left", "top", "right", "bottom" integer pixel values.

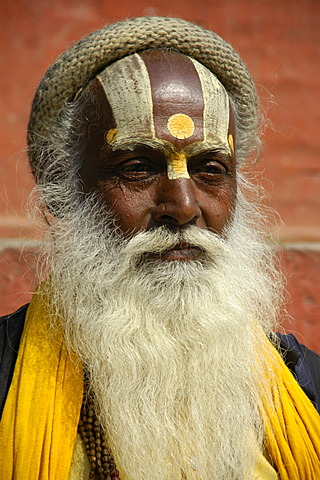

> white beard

[{"left": 41, "top": 194, "right": 282, "bottom": 480}]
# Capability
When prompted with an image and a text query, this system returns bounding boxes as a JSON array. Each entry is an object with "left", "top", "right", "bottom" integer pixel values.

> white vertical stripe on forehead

[
  {"left": 96, "top": 54, "right": 155, "bottom": 140},
  {"left": 191, "top": 59, "right": 230, "bottom": 153}
]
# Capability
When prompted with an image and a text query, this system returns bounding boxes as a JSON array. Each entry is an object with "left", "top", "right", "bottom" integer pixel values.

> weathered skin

[{"left": 78, "top": 50, "right": 237, "bottom": 260}]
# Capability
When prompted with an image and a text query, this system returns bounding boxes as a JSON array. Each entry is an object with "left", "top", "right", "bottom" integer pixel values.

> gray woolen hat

[{"left": 27, "top": 16, "right": 259, "bottom": 182}]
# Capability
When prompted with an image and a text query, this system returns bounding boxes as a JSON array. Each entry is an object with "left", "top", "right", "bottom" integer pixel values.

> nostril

[{"left": 160, "top": 214, "right": 178, "bottom": 223}]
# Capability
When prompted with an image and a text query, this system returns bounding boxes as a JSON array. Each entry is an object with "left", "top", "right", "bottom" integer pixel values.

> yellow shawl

[
  {"left": 0, "top": 290, "right": 319, "bottom": 479},
  {"left": 261, "top": 344, "right": 320, "bottom": 479},
  {"left": 0, "top": 290, "right": 83, "bottom": 479}
]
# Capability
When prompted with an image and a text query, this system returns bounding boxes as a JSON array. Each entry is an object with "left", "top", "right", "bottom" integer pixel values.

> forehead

[{"left": 96, "top": 50, "right": 232, "bottom": 154}]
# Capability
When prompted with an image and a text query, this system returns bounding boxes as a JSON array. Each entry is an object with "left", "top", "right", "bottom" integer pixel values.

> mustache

[{"left": 119, "top": 225, "right": 228, "bottom": 266}]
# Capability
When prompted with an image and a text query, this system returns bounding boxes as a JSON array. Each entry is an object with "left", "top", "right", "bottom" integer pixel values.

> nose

[{"left": 152, "top": 178, "right": 201, "bottom": 226}]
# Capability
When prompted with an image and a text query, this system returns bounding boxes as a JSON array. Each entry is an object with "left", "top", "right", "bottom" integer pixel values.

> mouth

[{"left": 149, "top": 242, "right": 203, "bottom": 261}]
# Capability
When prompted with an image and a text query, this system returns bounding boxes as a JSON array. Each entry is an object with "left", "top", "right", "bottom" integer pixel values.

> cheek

[
  {"left": 98, "top": 185, "right": 154, "bottom": 234},
  {"left": 202, "top": 182, "right": 237, "bottom": 232}
]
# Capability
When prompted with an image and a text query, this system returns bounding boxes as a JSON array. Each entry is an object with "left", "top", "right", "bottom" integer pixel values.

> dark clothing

[
  {"left": 276, "top": 332, "right": 320, "bottom": 413},
  {"left": 1, "top": 305, "right": 320, "bottom": 420},
  {"left": 0, "top": 304, "right": 28, "bottom": 419}
]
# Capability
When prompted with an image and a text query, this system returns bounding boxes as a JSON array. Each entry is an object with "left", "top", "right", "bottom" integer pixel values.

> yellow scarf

[
  {"left": 0, "top": 289, "right": 319, "bottom": 479},
  {"left": 260, "top": 343, "right": 320, "bottom": 479},
  {"left": 0, "top": 289, "right": 83, "bottom": 479}
]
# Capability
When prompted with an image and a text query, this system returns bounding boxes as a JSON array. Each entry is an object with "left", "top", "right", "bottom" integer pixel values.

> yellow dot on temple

[
  {"left": 105, "top": 128, "right": 118, "bottom": 144},
  {"left": 228, "top": 133, "right": 234, "bottom": 154},
  {"left": 167, "top": 114, "right": 195, "bottom": 139}
]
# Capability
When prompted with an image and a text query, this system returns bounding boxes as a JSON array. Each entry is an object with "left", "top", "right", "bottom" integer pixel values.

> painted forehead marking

[
  {"left": 97, "top": 53, "right": 231, "bottom": 179},
  {"left": 167, "top": 113, "right": 195, "bottom": 139},
  {"left": 191, "top": 58, "right": 230, "bottom": 153},
  {"left": 97, "top": 54, "right": 155, "bottom": 140},
  {"left": 167, "top": 152, "right": 189, "bottom": 179},
  {"left": 140, "top": 50, "right": 205, "bottom": 146},
  {"left": 228, "top": 134, "right": 234, "bottom": 154}
]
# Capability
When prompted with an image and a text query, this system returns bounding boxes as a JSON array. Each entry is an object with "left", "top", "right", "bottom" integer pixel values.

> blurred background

[{"left": 0, "top": 0, "right": 319, "bottom": 350}]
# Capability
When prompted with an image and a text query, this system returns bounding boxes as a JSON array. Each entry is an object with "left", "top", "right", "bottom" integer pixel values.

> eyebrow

[
  {"left": 183, "top": 141, "right": 231, "bottom": 158},
  {"left": 110, "top": 137, "right": 232, "bottom": 159},
  {"left": 110, "top": 138, "right": 174, "bottom": 155}
]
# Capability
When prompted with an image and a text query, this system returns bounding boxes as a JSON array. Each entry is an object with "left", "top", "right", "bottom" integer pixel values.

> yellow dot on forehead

[{"left": 167, "top": 113, "right": 195, "bottom": 139}]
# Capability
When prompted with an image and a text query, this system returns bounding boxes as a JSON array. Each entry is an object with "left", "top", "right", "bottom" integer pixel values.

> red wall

[{"left": 1, "top": 0, "right": 319, "bottom": 350}]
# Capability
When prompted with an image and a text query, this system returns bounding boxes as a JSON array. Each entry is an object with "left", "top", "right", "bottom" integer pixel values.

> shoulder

[
  {"left": 276, "top": 332, "right": 320, "bottom": 414},
  {"left": 0, "top": 304, "right": 29, "bottom": 419}
]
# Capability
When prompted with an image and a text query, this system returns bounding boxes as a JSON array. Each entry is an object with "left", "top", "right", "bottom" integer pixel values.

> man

[{"left": 0, "top": 16, "right": 319, "bottom": 480}]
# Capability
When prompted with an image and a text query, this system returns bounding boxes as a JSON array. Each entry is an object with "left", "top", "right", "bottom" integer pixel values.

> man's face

[
  {"left": 48, "top": 51, "right": 279, "bottom": 480},
  {"left": 79, "top": 50, "right": 237, "bottom": 260}
]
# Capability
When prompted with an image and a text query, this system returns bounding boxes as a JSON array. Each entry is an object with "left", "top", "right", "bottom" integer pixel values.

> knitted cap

[{"left": 27, "top": 16, "right": 258, "bottom": 180}]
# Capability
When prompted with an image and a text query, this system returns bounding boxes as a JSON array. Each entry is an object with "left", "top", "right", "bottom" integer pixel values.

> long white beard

[{"left": 42, "top": 195, "right": 282, "bottom": 480}]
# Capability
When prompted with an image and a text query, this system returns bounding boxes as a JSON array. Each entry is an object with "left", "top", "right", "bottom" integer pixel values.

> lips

[{"left": 159, "top": 242, "right": 202, "bottom": 261}]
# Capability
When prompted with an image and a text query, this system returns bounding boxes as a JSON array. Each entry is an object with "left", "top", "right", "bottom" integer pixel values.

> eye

[
  {"left": 116, "top": 157, "right": 158, "bottom": 181},
  {"left": 191, "top": 158, "right": 229, "bottom": 183},
  {"left": 200, "top": 162, "right": 227, "bottom": 175}
]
